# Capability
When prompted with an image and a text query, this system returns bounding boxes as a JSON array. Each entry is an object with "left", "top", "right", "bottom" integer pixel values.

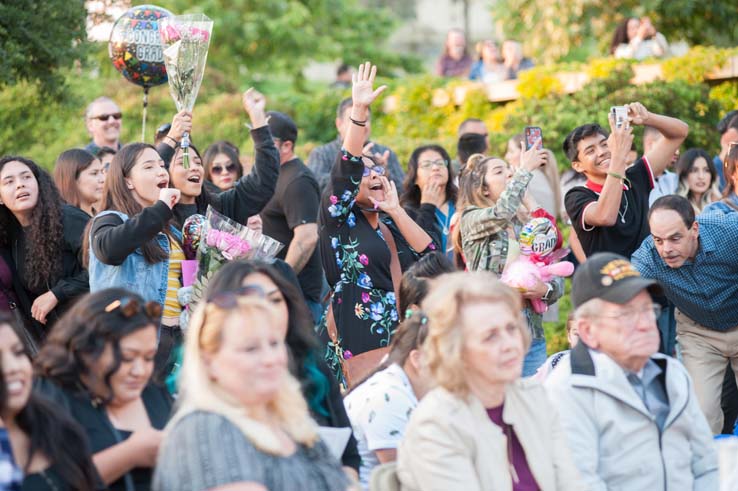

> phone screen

[{"left": 525, "top": 126, "right": 543, "bottom": 150}]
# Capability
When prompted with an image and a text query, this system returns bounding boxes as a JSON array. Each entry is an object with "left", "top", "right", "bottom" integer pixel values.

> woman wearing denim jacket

[{"left": 454, "top": 149, "right": 564, "bottom": 376}]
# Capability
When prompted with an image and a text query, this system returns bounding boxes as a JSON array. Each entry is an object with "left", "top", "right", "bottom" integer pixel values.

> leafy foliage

[
  {"left": 155, "top": 0, "right": 422, "bottom": 86},
  {"left": 492, "top": 0, "right": 738, "bottom": 62},
  {"left": 0, "top": 0, "right": 88, "bottom": 93}
]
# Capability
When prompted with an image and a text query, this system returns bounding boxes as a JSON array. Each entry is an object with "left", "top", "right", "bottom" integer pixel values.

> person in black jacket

[
  {"left": 0, "top": 156, "right": 89, "bottom": 340},
  {"left": 155, "top": 88, "right": 280, "bottom": 229},
  {"left": 400, "top": 144, "right": 456, "bottom": 259},
  {"left": 205, "top": 259, "right": 362, "bottom": 478}
]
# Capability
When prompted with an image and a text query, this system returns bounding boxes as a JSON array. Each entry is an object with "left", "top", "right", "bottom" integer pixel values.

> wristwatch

[{"left": 541, "top": 283, "right": 554, "bottom": 302}]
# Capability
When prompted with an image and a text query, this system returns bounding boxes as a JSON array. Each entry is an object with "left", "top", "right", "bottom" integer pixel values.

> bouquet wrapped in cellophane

[
  {"left": 178, "top": 206, "right": 284, "bottom": 327},
  {"left": 159, "top": 14, "right": 213, "bottom": 168}
]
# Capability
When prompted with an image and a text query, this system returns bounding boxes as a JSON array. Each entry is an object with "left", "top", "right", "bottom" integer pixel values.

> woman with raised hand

[
  {"left": 54, "top": 148, "right": 106, "bottom": 217},
  {"left": 400, "top": 145, "right": 458, "bottom": 260},
  {"left": 204, "top": 259, "right": 361, "bottom": 478},
  {"left": 158, "top": 88, "right": 279, "bottom": 229},
  {"left": 86, "top": 142, "right": 181, "bottom": 382},
  {"left": 317, "top": 62, "right": 436, "bottom": 383},
  {"left": 454, "top": 147, "right": 563, "bottom": 376},
  {"left": 0, "top": 311, "right": 99, "bottom": 490},
  {"left": 153, "top": 295, "right": 351, "bottom": 491},
  {"left": 397, "top": 272, "right": 583, "bottom": 491},
  {"left": 35, "top": 289, "right": 170, "bottom": 491},
  {"left": 0, "top": 156, "right": 89, "bottom": 339}
]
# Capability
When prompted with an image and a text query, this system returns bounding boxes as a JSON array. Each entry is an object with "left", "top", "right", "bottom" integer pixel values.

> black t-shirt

[
  {"left": 260, "top": 158, "right": 323, "bottom": 302},
  {"left": 565, "top": 157, "right": 654, "bottom": 258}
]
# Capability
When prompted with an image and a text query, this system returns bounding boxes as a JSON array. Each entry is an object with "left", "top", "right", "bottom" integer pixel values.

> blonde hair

[
  {"left": 168, "top": 297, "right": 318, "bottom": 454},
  {"left": 421, "top": 271, "right": 529, "bottom": 397}
]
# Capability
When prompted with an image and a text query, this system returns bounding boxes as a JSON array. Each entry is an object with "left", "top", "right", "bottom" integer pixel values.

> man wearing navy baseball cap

[{"left": 545, "top": 252, "right": 717, "bottom": 490}]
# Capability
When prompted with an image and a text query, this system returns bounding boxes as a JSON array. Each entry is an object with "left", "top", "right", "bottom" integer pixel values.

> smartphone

[
  {"left": 610, "top": 106, "right": 628, "bottom": 129},
  {"left": 524, "top": 126, "right": 543, "bottom": 150}
]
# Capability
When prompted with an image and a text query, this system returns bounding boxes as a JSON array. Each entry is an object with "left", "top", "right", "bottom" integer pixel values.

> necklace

[
  {"left": 618, "top": 193, "right": 629, "bottom": 224},
  {"left": 437, "top": 202, "right": 452, "bottom": 235}
]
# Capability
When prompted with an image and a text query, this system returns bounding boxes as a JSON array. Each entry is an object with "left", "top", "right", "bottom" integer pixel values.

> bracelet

[
  {"left": 607, "top": 171, "right": 632, "bottom": 187},
  {"left": 349, "top": 117, "right": 367, "bottom": 127},
  {"left": 164, "top": 135, "right": 178, "bottom": 145}
]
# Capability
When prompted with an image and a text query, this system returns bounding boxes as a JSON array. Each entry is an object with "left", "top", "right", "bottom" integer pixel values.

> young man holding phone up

[{"left": 563, "top": 103, "right": 688, "bottom": 258}]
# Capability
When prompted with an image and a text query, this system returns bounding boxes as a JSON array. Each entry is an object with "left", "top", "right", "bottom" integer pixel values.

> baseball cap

[
  {"left": 266, "top": 111, "right": 298, "bottom": 144},
  {"left": 571, "top": 252, "right": 662, "bottom": 309}
]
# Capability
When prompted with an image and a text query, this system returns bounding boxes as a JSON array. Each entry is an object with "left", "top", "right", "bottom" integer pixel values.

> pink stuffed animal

[{"left": 501, "top": 217, "right": 574, "bottom": 313}]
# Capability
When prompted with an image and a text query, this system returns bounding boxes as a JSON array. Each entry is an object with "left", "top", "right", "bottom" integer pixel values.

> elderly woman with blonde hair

[
  {"left": 396, "top": 272, "right": 583, "bottom": 491},
  {"left": 152, "top": 294, "right": 352, "bottom": 491}
]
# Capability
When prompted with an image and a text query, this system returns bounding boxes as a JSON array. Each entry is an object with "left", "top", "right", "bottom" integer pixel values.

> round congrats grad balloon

[{"left": 109, "top": 5, "right": 172, "bottom": 88}]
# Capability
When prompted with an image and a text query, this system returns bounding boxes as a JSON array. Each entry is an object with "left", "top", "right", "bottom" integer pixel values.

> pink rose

[
  {"left": 361, "top": 292, "right": 370, "bottom": 304},
  {"left": 206, "top": 229, "right": 220, "bottom": 247},
  {"left": 329, "top": 195, "right": 338, "bottom": 204},
  {"left": 359, "top": 254, "right": 369, "bottom": 266},
  {"left": 161, "top": 24, "right": 181, "bottom": 43}
]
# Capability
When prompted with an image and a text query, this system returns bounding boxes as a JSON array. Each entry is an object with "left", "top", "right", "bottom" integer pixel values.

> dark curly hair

[
  {"left": 0, "top": 156, "right": 64, "bottom": 292},
  {"left": 400, "top": 144, "right": 458, "bottom": 210},
  {"left": 35, "top": 288, "right": 160, "bottom": 405},
  {"left": 0, "top": 312, "right": 98, "bottom": 490}
]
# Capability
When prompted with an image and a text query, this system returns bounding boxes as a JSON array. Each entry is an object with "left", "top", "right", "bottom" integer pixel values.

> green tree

[
  {"left": 492, "top": 0, "right": 738, "bottom": 62},
  {"left": 0, "top": 0, "right": 87, "bottom": 92},
  {"left": 155, "top": 0, "right": 421, "bottom": 86}
]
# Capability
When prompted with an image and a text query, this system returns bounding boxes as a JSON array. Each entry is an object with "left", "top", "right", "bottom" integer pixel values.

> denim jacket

[{"left": 89, "top": 210, "right": 179, "bottom": 306}]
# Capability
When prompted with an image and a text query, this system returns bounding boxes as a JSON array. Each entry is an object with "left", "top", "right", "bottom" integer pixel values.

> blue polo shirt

[{"left": 632, "top": 213, "right": 738, "bottom": 331}]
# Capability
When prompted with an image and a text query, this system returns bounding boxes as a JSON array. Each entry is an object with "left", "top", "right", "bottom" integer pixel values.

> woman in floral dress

[{"left": 318, "top": 62, "right": 436, "bottom": 380}]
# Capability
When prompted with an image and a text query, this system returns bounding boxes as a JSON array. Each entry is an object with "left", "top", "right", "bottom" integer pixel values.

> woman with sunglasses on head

[
  {"left": 0, "top": 156, "right": 90, "bottom": 340},
  {"left": 400, "top": 145, "right": 458, "bottom": 260},
  {"left": 205, "top": 259, "right": 361, "bottom": 479},
  {"left": 156, "top": 89, "right": 279, "bottom": 230},
  {"left": 35, "top": 289, "right": 170, "bottom": 491},
  {"left": 54, "top": 148, "right": 107, "bottom": 217},
  {"left": 674, "top": 148, "right": 721, "bottom": 214},
  {"left": 318, "top": 63, "right": 436, "bottom": 383},
  {"left": 0, "top": 312, "right": 99, "bottom": 491},
  {"left": 153, "top": 295, "right": 351, "bottom": 491},
  {"left": 454, "top": 149, "right": 564, "bottom": 376}
]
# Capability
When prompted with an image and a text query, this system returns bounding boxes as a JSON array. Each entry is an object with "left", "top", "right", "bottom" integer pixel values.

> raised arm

[
  {"left": 344, "top": 62, "right": 387, "bottom": 156},
  {"left": 215, "top": 89, "right": 280, "bottom": 223},
  {"left": 630, "top": 102, "right": 688, "bottom": 177},
  {"left": 581, "top": 115, "right": 634, "bottom": 228}
]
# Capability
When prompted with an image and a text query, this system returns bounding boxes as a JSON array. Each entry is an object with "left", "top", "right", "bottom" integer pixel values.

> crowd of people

[{"left": 0, "top": 53, "right": 736, "bottom": 491}]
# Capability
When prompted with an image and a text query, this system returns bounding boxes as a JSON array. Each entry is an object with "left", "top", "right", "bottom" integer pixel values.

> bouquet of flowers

[
  {"left": 159, "top": 14, "right": 213, "bottom": 168},
  {"left": 181, "top": 207, "right": 284, "bottom": 318}
]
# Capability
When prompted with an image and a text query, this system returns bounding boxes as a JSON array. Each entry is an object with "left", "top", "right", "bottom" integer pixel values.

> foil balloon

[
  {"left": 109, "top": 5, "right": 172, "bottom": 88},
  {"left": 518, "top": 217, "right": 558, "bottom": 258},
  {"left": 182, "top": 214, "right": 206, "bottom": 260}
]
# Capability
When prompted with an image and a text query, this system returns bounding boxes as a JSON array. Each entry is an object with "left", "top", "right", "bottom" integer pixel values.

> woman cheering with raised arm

[{"left": 317, "top": 62, "right": 436, "bottom": 383}]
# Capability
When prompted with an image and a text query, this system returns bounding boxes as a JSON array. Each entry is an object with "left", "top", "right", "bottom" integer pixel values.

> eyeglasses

[
  {"left": 418, "top": 159, "right": 448, "bottom": 170},
  {"left": 90, "top": 113, "right": 122, "bottom": 122},
  {"left": 157, "top": 123, "right": 172, "bottom": 134},
  {"left": 599, "top": 303, "right": 662, "bottom": 324},
  {"left": 362, "top": 164, "right": 387, "bottom": 177},
  {"left": 212, "top": 163, "right": 238, "bottom": 174},
  {"left": 207, "top": 285, "right": 267, "bottom": 308},
  {"left": 104, "top": 296, "right": 162, "bottom": 320}
]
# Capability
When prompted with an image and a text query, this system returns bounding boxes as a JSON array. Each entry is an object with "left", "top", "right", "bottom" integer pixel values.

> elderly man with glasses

[
  {"left": 545, "top": 252, "right": 717, "bottom": 490},
  {"left": 83, "top": 96, "right": 124, "bottom": 155}
]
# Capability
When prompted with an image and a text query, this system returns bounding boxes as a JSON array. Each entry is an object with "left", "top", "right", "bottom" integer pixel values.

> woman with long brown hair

[
  {"left": 454, "top": 149, "right": 563, "bottom": 376},
  {"left": 0, "top": 156, "right": 89, "bottom": 339},
  {"left": 86, "top": 142, "right": 181, "bottom": 382},
  {"left": 54, "top": 148, "right": 106, "bottom": 217}
]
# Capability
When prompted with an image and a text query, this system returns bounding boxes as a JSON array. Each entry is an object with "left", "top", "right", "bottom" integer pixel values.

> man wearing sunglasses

[{"left": 83, "top": 96, "right": 123, "bottom": 155}]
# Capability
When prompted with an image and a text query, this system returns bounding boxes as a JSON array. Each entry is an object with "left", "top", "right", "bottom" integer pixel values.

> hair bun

[{"left": 464, "top": 153, "right": 487, "bottom": 174}]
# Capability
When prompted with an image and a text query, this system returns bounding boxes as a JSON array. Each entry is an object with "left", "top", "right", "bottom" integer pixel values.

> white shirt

[{"left": 344, "top": 363, "right": 418, "bottom": 489}]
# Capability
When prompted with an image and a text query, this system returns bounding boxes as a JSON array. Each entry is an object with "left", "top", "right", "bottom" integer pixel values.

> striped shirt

[{"left": 163, "top": 238, "right": 184, "bottom": 318}]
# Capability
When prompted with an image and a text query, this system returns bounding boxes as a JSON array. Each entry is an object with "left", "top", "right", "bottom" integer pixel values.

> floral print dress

[{"left": 317, "top": 150, "right": 435, "bottom": 380}]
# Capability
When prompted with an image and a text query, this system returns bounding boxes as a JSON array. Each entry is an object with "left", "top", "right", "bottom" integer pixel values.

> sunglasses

[
  {"left": 104, "top": 296, "right": 162, "bottom": 320},
  {"left": 90, "top": 113, "right": 122, "bottom": 122},
  {"left": 362, "top": 164, "right": 387, "bottom": 178},
  {"left": 207, "top": 285, "right": 267, "bottom": 308},
  {"left": 212, "top": 163, "right": 238, "bottom": 174}
]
